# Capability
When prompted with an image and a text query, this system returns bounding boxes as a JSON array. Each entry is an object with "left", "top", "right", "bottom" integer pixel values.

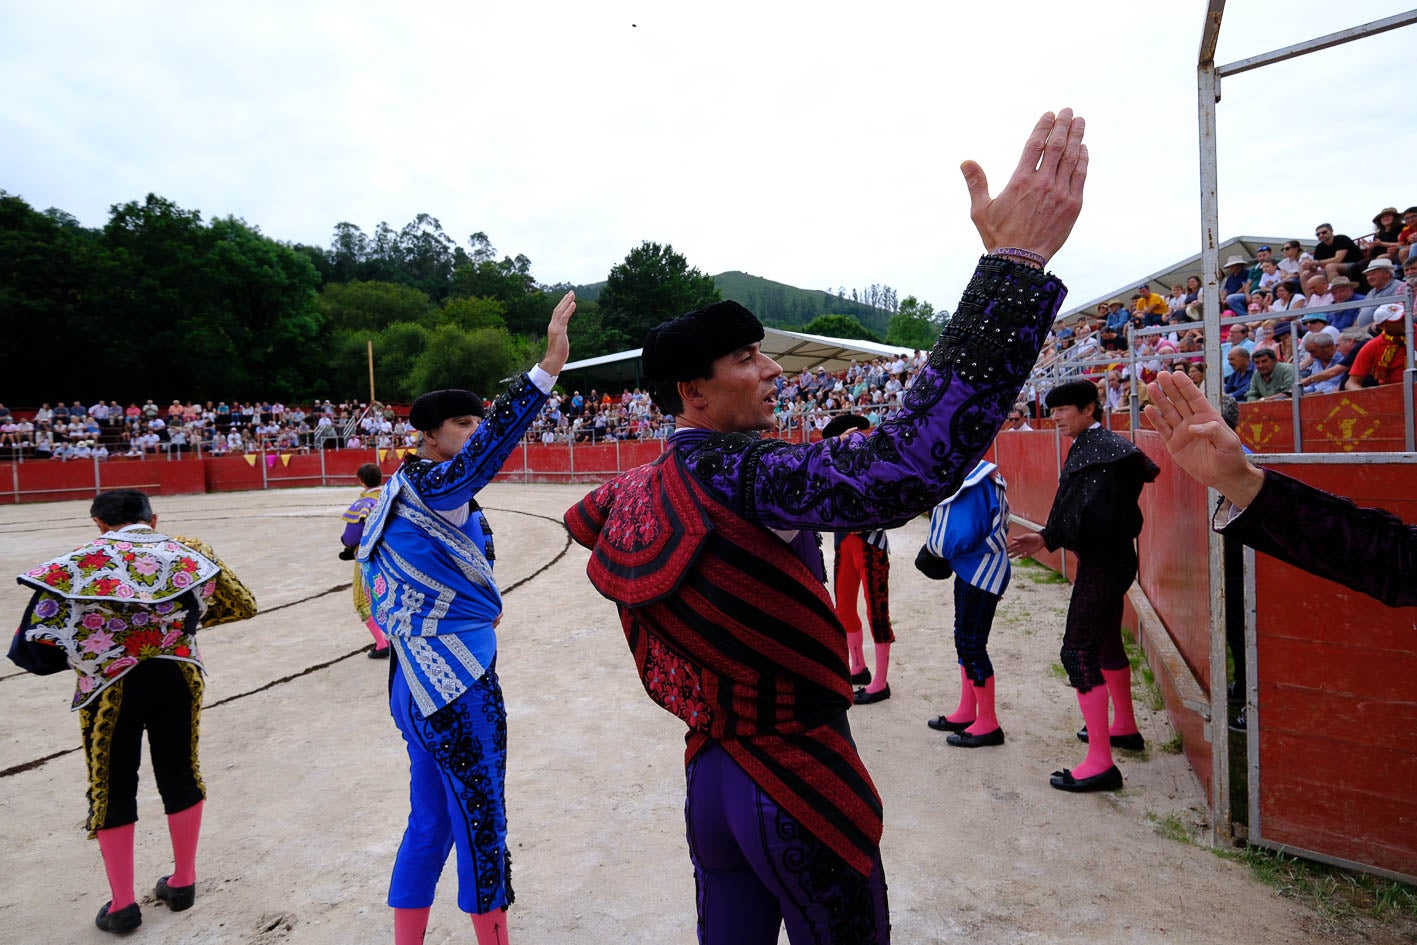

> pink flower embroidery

[
  {"left": 78, "top": 676, "right": 97, "bottom": 692},
  {"left": 104, "top": 656, "right": 138, "bottom": 677},
  {"left": 132, "top": 556, "right": 160, "bottom": 576},
  {"left": 81, "top": 613, "right": 106, "bottom": 630},
  {"left": 172, "top": 571, "right": 193, "bottom": 588},
  {"left": 162, "top": 630, "right": 184, "bottom": 647},
  {"left": 80, "top": 630, "right": 115, "bottom": 654},
  {"left": 114, "top": 584, "right": 136, "bottom": 598},
  {"left": 373, "top": 575, "right": 388, "bottom": 597}
]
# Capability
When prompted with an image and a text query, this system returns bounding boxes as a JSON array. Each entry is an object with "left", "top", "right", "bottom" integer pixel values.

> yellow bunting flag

[
  {"left": 378, "top": 449, "right": 387, "bottom": 462},
  {"left": 244, "top": 455, "right": 256, "bottom": 467},
  {"left": 280, "top": 454, "right": 292, "bottom": 467},
  {"left": 405, "top": 448, "right": 417, "bottom": 458}
]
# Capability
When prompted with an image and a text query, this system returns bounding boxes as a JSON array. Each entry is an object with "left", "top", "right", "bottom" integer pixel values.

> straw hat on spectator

[
  {"left": 1364, "top": 258, "right": 1395, "bottom": 273},
  {"left": 1223, "top": 254, "right": 1249, "bottom": 269}
]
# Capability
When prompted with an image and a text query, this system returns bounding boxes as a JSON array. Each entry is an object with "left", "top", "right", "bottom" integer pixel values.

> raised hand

[
  {"left": 960, "top": 109, "right": 1088, "bottom": 264},
  {"left": 539, "top": 291, "right": 577, "bottom": 376},
  {"left": 1144, "top": 369, "right": 1265, "bottom": 507}
]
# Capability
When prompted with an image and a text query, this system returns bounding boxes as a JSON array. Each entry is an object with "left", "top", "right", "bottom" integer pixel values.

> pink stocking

[
  {"left": 846, "top": 631, "right": 866, "bottom": 675},
  {"left": 394, "top": 906, "right": 431, "bottom": 945},
  {"left": 471, "top": 908, "right": 511, "bottom": 945},
  {"left": 96, "top": 823, "right": 136, "bottom": 911},
  {"left": 966, "top": 676, "right": 999, "bottom": 735},
  {"left": 1072, "top": 685, "right": 1115, "bottom": 779},
  {"left": 864, "top": 643, "right": 890, "bottom": 694},
  {"left": 167, "top": 799, "right": 203, "bottom": 887},
  {"left": 1102, "top": 667, "right": 1139, "bottom": 736},
  {"left": 948, "top": 665, "right": 977, "bottom": 724},
  {"left": 366, "top": 617, "right": 389, "bottom": 649}
]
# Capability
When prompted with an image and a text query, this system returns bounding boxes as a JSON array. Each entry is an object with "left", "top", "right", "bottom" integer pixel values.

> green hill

[{"left": 572, "top": 271, "right": 894, "bottom": 335}]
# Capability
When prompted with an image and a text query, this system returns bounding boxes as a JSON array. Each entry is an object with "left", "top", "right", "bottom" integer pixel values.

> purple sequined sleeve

[{"left": 685, "top": 257, "right": 1065, "bottom": 531}]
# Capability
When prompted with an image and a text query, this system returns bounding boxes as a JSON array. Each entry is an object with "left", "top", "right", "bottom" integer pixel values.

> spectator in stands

[
  {"left": 1245, "top": 246, "right": 1276, "bottom": 290},
  {"left": 1186, "top": 361, "right": 1207, "bottom": 388},
  {"left": 1299, "top": 334, "right": 1344, "bottom": 394},
  {"left": 1397, "top": 207, "right": 1417, "bottom": 263},
  {"left": 1277, "top": 240, "right": 1313, "bottom": 281},
  {"left": 1132, "top": 284, "right": 1167, "bottom": 325},
  {"left": 1222, "top": 255, "right": 1251, "bottom": 314},
  {"left": 1313, "top": 223, "right": 1363, "bottom": 280},
  {"left": 1224, "top": 348, "right": 1255, "bottom": 399},
  {"left": 1166, "top": 284, "right": 1189, "bottom": 318},
  {"left": 1326, "top": 276, "right": 1366, "bottom": 331},
  {"left": 1346, "top": 304, "right": 1410, "bottom": 389},
  {"left": 34, "top": 431, "right": 55, "bottom": 459},
  {"left": 1303, "top": 273, "right": 1333, "bottom": 308},
  {"left": 1002, "top": 405, "right": 1033, "bottom": 431},
  {"left": 1245, "top": 347, "right": 1295, "bottom": 401},
  {"left": 1356, "top": 258, "right": 1404, "bottom": 329},
  {"left": 1360, "top": 207, "right": 1404, "bottom": 262},
  {"left": 1405, "top": 254, "right": 1417, "bottom": 295},
  {"left": 53, "top": 402, "right": 70, "bottom": 424},
  {"left": 1270, "top": 279, "right": 1302, "bottom": 314}
]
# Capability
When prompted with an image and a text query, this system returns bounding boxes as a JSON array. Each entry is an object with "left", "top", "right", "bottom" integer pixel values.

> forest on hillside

[{"left": 0, "top": 190, "right": 944, "bottom": 404}]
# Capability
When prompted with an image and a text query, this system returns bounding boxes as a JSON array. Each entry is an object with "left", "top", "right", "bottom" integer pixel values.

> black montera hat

[
  {"left": 408, "top": 389, "right": 485, "bottom": 432},
  {"left": 641, "top": 301, "right": 765, "bottom": 383},
  {"left": 821, "top": 414, "right": 870, "bottom": 439},
  {"left": 1044, "top": 379, "right": 1101, "bottom": 411}
]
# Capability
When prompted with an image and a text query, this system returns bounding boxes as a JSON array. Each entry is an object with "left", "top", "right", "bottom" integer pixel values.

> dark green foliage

[
  {"left": 802, "top": 314, "right": 882, "bottom": 343},
  {"left": 595, "top": 242, "right": 721, "bottom": 354}
]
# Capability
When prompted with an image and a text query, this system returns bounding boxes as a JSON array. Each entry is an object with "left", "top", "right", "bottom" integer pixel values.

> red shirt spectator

[{"left": 1346, "top": 304, "right": 1408, "bottom": 388}]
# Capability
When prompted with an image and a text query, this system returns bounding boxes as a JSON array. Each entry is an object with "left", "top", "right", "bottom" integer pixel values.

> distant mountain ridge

[{"left": 572, "top": 270, "right": 893, "bottom": 334}]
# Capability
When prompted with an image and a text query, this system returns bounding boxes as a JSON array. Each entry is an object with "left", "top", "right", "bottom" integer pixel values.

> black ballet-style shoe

[
  {"left": 946, "top": 727, "right": 1005, "bottom": 748},
  {"left": 1049, "top": 765, "right": 1124, "bottom": 793},
  {"left": 850, "top": 667, "right": 871, "bottom": 686},
  {"left": 95, "top": 901, "right": 142, "bottom": 933},
  {"left": 853, "top": 684, "right": 890, "bottom": 705},
  {"left": 1076, "top": 726, "right": 1146, "bottom": 752},
  {"left": 927, "top": 715, "right": 974, "bottom": 733},
  {"left": 368, "top": 646, "right": 391, "bottom": 660},
  {"left": 155, "top": 875, "right": 196, "bottom": 912}
]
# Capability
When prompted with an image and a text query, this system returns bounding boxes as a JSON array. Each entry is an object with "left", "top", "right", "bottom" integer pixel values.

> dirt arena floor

[{"left": 0, "top": 484, "right": 1389, "bottom": 944}]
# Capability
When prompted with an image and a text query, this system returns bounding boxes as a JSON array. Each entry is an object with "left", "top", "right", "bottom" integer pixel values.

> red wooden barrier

[{"left": 1250, "top": 463, "right": 1417, "bottom": 879}]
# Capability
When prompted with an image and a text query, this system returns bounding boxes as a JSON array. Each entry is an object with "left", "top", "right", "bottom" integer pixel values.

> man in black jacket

[{"left": 1009, "top": 380, "right": 1159, "bottom": 792}]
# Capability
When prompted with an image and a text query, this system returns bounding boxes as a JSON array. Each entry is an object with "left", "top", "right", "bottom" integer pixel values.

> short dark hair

[
  {"left": 91, "top": 489, "right": 153, "bottom": 527},
  {"left": 356, "top": 463, "right": 383, "bottom": 488}
]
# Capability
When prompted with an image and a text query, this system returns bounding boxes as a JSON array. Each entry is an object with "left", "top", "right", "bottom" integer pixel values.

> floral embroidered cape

[{"left": 16, "top": 528, "right": 232, "bottom": 710}]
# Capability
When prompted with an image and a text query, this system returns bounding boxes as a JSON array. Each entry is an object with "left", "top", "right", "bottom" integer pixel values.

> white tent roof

[
  {"left": 559, "top": 327, "right": 915, "bottom": 384},
  {"left": 1056, "top": 235, "right": 1315, "bottom": 323}
]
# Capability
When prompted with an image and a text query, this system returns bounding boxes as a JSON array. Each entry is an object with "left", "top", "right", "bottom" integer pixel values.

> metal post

[
  {"left": 260, "top": 446, "right": 268, "bottom": 491},
  {"left": 1197, "top": 4, "right": 1232, "bottom": 844},
  {"left": 319, "top": 446, "right": 327, "bottom": 487}
]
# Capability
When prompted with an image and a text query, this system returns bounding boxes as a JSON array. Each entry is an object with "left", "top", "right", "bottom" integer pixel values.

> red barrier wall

[{"left": 1250, "top": 464, "right": 1417, "bottom": 879}]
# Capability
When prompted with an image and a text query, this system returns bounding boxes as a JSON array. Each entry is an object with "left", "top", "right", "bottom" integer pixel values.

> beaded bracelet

[{"left": 989, "top": 247, "right": 1047, "bottom": 268}]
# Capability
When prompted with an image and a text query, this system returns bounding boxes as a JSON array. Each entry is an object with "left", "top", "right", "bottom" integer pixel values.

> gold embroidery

[
  {"left": 82, "top": 682, "right": 124, "bottom": 837},
  {"left": 181, "top": 661, "right": 207, "bottom": 800}
]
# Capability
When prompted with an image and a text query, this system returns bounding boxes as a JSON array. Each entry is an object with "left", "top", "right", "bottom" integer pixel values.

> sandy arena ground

[{"left": 0, "top": 484, "right": 1384, "bottom": 944}]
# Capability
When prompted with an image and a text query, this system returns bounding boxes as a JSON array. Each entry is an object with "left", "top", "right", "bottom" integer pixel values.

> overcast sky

[{"left": 3, "top": 1, "right": 1415, "bottom": 316}]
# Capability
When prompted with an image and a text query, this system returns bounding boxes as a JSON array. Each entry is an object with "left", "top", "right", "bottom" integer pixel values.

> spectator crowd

[{"left": 4, "top": 211, "right": 1412, "bottom": 463}]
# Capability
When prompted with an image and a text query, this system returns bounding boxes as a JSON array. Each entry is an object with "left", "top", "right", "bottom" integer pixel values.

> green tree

[
  {"left": 439, "top": 296, "right": 508, "bottom": 332},
  {"left": 409, "top": 324, "right": 521, "bottom": 397},
  {"left": 596, "top": 241, "right": 720, "bottom": 351},
  {"left": 886, "top": 295, "right": 943, "bottom": 350},
  {"left": 318, "top": 280, "right": 435, "bottom": 333},
  {"left": 803, "top": 313, "right": 882, "bottom": 343}
]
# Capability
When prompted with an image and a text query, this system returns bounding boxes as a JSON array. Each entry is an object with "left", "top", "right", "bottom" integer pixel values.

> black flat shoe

[
  {"left": 1076, "top": 726, "right": 1146, "bottom": 752},
  {"left": 368, "top": 647, "right": 390, "bottom": 660},
  {"left": 928, "top": 715, "right": 975, "bottom": 733},
  {"left": 1049, "top": 765, "right": 1123, "bottom": 793},
  {"left": 95, "top": 901, "right": 142, "bottom": 933},
  {"left": 853, "top": 684, "right": 890, "bottom": 705},
  {"left": 946, "top": 727, "right": 1005, "bottom": 748},
  {"left": 850, "top": 667, "right": 871, "bottom": 686},
  {"left": 155, "top": 875, "right": 196, "bottom": 912}
]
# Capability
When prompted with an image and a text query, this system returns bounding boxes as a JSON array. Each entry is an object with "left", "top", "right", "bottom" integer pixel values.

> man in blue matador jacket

[
  {"left": 918, "top": 460, "right": 1012, "bottom": 749},
  {"left": 358, "top": 291, "right": 575, "bottom": 945}
]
